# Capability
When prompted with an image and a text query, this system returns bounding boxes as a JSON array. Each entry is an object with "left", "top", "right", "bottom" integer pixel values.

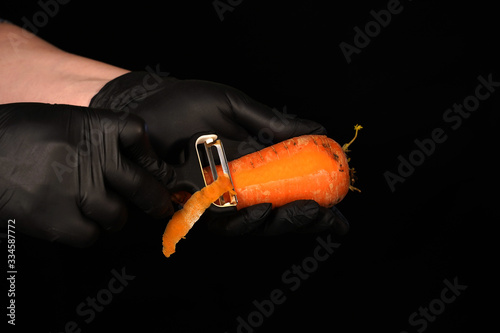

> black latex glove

[
  {"left": 90, "top": 72, "right": 349, "bottom": 236},
  {"left": 0, "top": 103, "right": 175, "bottom": 247}
]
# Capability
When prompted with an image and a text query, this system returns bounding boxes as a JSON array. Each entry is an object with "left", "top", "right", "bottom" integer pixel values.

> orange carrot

[
  {"left": 204, "top": 127, "right": 362, "bottom": 210},
  {"left": 163, "top": 125, "right": 362, "bottom": 257},
  {"left": 162, "top": 174, "right": 234, "bottom": 257}
]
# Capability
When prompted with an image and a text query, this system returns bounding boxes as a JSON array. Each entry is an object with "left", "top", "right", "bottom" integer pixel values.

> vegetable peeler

[{"left": 172, "top": 133, "right": 238, "bottom": 213}]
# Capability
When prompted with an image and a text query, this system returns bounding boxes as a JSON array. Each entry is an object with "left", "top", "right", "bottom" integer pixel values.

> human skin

[{"left": 0, "top": 22, "right": 129, "bottom": 106}]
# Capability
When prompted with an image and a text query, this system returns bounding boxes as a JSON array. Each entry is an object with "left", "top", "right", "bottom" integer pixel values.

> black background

[{"left": 1, "top": 0, "right": 497, "bottom": 332}]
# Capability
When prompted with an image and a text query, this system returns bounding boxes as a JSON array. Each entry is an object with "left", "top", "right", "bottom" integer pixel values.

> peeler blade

[{"left": 195, "top": 134, "right": 238, "bottom": 208}]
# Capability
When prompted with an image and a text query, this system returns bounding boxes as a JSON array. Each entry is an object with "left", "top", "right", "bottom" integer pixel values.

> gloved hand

[
  {"left": 89, "top": 72, "right": 349, "bottom": 236},
  {"left": 0, "top": 103, "right": 175, "bottom": 247}
]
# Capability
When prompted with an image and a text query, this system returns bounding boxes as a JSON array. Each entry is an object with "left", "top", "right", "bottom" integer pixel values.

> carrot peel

[{"left": 162, "top": 174, "right": 234, "bottom": 258}]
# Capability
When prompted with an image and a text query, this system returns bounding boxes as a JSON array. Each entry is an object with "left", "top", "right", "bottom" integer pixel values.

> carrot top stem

[
  {"left": 342, "top": 124, "right": 363, "bottom": 192},
  {"left": 342, "top": 124, "right": 363, "bottom": 152}
]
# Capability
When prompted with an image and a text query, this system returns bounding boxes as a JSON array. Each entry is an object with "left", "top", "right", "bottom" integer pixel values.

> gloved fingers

[
  {"left": 295, "top": 205, "right": 350, "bottom": 235},
  {"left": 117, "top": 113, "right": 176, "bottom": 189},
  {"left": 79, "top": 190, "right": 128, "bottom": 232},
  {"left": 54, "top": 216, "right": 100, "bottom": 248},
  {"left": 225, "top": 88, "right": 327, "bottom": 142},
  {"left": 253, "top": 200, "right": 321, "bottom": 236},
  {"left": 38, "top": 207, "right": 101, "bottom": 248},
  {"left": 104, "top": 153, "right": 174, "bottom": 218},
  {"left": 206, "top": 201, "right": 350, "bottom": 237},
  {"left": 206, "top": 203, "right": 272, "bottom": 236},
  {"left": 3, "top": 191, "right": 101, "bottom": 248}
]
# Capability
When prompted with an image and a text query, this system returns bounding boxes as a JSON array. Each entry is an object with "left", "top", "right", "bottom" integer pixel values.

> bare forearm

[{"left": 0, "top": 22, "right": 129, "bottom": 106}]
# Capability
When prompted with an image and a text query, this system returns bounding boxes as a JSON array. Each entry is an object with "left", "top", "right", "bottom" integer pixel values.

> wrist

[
  {"left": 0, "top": 22, "right": 129, "bottom": 107},
  {"left": 54, "top": 55, "right": 131, "bottom": 107}
]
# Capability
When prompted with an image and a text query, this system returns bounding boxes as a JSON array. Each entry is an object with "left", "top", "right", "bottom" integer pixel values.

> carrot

[
  {"left": 204, "top": 126, "right": 362, "bottom": 209},
  {"left": 162, "top": 174, "right": 234, "bottom": 257},
  {"left": 163, "top": 125, "right": 362, "bottom": 257}
]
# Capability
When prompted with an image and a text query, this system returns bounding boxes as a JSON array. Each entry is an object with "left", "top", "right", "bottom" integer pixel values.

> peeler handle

[{"left": 171, "top": 133, "right": 207, "bottom": 194}]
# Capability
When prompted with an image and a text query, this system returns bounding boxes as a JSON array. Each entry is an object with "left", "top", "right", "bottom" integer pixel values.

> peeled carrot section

[
  {"left": 203, "top": 134, "right": 357, "bottom": 209},
  {"left": 162, "top": 174, "right": 234, "bottom": 257}
]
